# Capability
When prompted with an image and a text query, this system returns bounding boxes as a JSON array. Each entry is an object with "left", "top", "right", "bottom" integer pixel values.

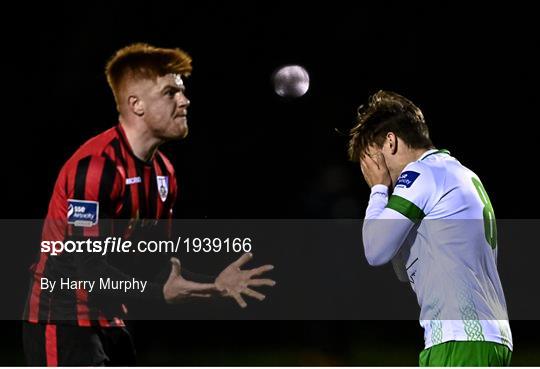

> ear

[
  {"left": 128, "top": 95, "right": 144, "bottom": 117},
  {"left": 387, "top": 132, "right": 398, "bottom": 155}
]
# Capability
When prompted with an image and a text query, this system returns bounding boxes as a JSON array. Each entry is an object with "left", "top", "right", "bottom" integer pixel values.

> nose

[{"left": 177, "top": 91, "right": 190, "bottom": 108}]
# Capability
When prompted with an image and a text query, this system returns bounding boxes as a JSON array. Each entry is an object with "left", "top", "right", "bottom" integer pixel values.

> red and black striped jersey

[{"left": 25, "top": 124, "right": 177, "bottom": 327}]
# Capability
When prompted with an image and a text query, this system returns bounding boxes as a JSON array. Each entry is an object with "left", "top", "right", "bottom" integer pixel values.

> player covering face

[{"left": 349, "top": 90, "right": 512, "bottom": 366}]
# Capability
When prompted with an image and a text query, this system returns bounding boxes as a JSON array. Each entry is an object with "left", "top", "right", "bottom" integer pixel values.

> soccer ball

[{"left": 272, "top": 65, "right": 310, "bottom": 98}]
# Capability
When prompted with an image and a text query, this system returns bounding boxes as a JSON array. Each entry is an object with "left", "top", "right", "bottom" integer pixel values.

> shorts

[
  {"left": 419, "top": 340, "right": 512, "bottom": 367},
  {"left": 22, "top": 321, "right": 136, "bottom": 366}
]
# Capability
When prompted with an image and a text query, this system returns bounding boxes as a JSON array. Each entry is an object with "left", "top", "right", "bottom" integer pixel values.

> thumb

[{"left": 169, "top": 257, "right": 181, "bottom": 278}]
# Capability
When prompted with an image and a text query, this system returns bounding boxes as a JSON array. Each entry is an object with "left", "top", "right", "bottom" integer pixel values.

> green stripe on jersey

[{"left": 387, "top": 195, "right": 426, "bottom": 221}]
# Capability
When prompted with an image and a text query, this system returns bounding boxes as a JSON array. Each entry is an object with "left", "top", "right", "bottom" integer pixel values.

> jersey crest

[{"left": 156, "top": 176, "right": 169, "bottom": 202}]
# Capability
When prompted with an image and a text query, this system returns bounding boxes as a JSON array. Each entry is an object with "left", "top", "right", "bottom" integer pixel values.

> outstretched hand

[
  {"left": 163, "top": 257, "right": 218, "bottom": 304},
  {"left": 215, "top": 253, "right": 276, "bottom": 308}
]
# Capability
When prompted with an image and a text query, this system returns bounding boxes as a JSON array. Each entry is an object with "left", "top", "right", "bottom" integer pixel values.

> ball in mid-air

[{"left": 272, "top": 65, "right": 310, "bottom": 98}]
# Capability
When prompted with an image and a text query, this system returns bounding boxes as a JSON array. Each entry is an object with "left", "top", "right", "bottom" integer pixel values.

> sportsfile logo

[
  {"left": 395, "top": 171, "right": 420, "bottom": 188},
  {"left": 67, "top": 199, "right": 99, "bottom": 227}
]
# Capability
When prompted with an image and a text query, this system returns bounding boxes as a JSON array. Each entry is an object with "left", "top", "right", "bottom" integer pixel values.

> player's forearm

[
  {"left": 152, "top": 264, "right": 216, "bottom": 286},
  {"left": 73, "top": 252, "right": 164, "bottom": 300},
  {"left": 362, "top": 185, "right": 413, "bottom": 266},
  {"left": 181, "top": 269, "right": 216, "bottom": 283},
  {"left": 365, "top": 184, "right": 390, "bottom": 218}
]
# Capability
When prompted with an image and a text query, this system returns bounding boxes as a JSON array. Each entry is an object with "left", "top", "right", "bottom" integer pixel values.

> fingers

[
  {"left": 169, "top": 257, "right": 181, "bottom": 278},
  {"left": 361, "top": 153, "right": 378, "bottom": 170},
  {"left": 360, "top": 155, "right": 375, "bottom": 172},
  {"left": 360, "top": 158, "right": 367, "bottom": 176},
  {"left": 242, "top": 288, "right": 265, "bottom": 301},
  {"left": 249, "top": 264, "right": 274, "bottom": 277},
  {"left": 233, "top": 252, "right": 253, "bottom": 268},
  {"left": 247, "top": 278, "right": 276, "bottom": 287},
  {"left": 372, "top": 151, "right": 387, "bottom": 168},
  {"left": 232, "top": 292, "right": 247, "bottom": 308}
]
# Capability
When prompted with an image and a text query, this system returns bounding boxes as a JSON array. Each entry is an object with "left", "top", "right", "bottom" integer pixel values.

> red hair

[{"left": 105, "top": 43, "right": 192, "bottom": 107}]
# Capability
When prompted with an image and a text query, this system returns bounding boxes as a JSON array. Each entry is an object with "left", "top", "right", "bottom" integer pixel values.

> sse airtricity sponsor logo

[
  {"left": 395, "top": 171, "right": 420, "bottom": 188},
  {"left": 67, "top": 199, "right": 99, "bottom": 227}
]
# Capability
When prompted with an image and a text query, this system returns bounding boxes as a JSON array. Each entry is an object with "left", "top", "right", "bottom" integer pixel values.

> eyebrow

[{"left": 161, "top": 84, "right": 185, "bottom": 93}]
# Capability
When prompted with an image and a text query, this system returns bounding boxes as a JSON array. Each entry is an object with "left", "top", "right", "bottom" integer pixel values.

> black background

[{"left": 2, "top": 0, "right": 539, "bottom": 365}]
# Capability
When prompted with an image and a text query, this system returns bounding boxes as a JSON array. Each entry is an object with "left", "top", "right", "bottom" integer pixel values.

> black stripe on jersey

[
  {"left": 101, "top": 153, "right": 114, "bottom": 163},
  {"left": 109, "top": 138, "right": 126, "bottom": 168},
  {"left": 148, "top": 165, "right": 158, "bottom": 219},
  {"left": 97, "top": 157, "right": 118, "bottom": 236},
  {"left": 115, "top": 127, "right": 130, "bottom": 158},
  {"left": 111, "top": 136, "right": 133, "bottom": 219},
  {"left": 37, "top": 261, "right": 52, "bottom": 322},
  {"left": 120, "top": 184, "right": 132, "bottom": 219},
  {"left": 88, "top": 298, "right": 100, "bottom": 323},
  {"left": 74, "top": 157, "right": 91, "bottom": 198},
  {"left": 98, "top": 158, "right": 118, "bottom": 218},
  {"left": 155, "top": 154, "right": 168, "bottom": 181},
  {"left": 107, "top": 138, "right": 130, "bottom": 218},
  {"left": 134, "top": 161, "right": 148, "bottom": 218},
  {"left": 72, "top": 157, "right": 92, "bottom": 237}
]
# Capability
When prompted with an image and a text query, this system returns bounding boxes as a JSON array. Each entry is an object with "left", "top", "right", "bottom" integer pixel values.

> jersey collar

[
  {"left": 115, "top": 124, "right": 155, "bottom": 166},
  {"left": 419, "top": 148, "right": 451, "bottom": 161}
]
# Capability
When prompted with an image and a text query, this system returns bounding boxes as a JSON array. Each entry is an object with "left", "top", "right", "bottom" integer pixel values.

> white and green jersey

[{"left": 363, "top": 149, "right": 512, "bottom": 350}]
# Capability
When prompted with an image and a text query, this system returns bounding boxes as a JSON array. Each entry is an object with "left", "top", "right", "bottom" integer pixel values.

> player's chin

[
  {"left": 178, "top": 126, "right": 189, "bottom": 139},
  {"left": 170, "top": 120, "right": 189, "bottom": 140}
]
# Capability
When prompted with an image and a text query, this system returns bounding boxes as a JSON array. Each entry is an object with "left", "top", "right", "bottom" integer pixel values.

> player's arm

[
  {"left": 361, "top": 184, "right": 415, "bottom": 266},
  {"left": 164, "top": 253, "right": 276, "bottom": 307},
  {"left": 63, "top": 155, "right": 216, "bottom": 302},
  {"left": 360, "top": 154, "right": 433, "bottom": 266},
  {"left": 149, "top": 161, "right": 275, "bottom": 307},
  {"left": 158, "top": 171, "right": 218, "bottom": 285}
]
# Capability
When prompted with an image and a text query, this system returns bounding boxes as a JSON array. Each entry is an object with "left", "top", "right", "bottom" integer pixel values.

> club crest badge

[{"left": 156, "top": 176, "right": 169, "bottom": 202}]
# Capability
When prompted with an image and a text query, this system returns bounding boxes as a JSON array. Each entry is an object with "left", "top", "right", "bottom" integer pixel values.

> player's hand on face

[
  {"left": 360, "top": 148, "right": 392, "bottom": 188},
  {"left": 163, "top": 258, "right": 217, "bottom": 303},
  {"left": 214, "top": 253, "right": 276, "bottom": 308}
]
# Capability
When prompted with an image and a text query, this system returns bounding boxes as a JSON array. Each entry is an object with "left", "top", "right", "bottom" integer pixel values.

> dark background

[{"left": 2, "top": 0, "right": 539, "bottom": 365}]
